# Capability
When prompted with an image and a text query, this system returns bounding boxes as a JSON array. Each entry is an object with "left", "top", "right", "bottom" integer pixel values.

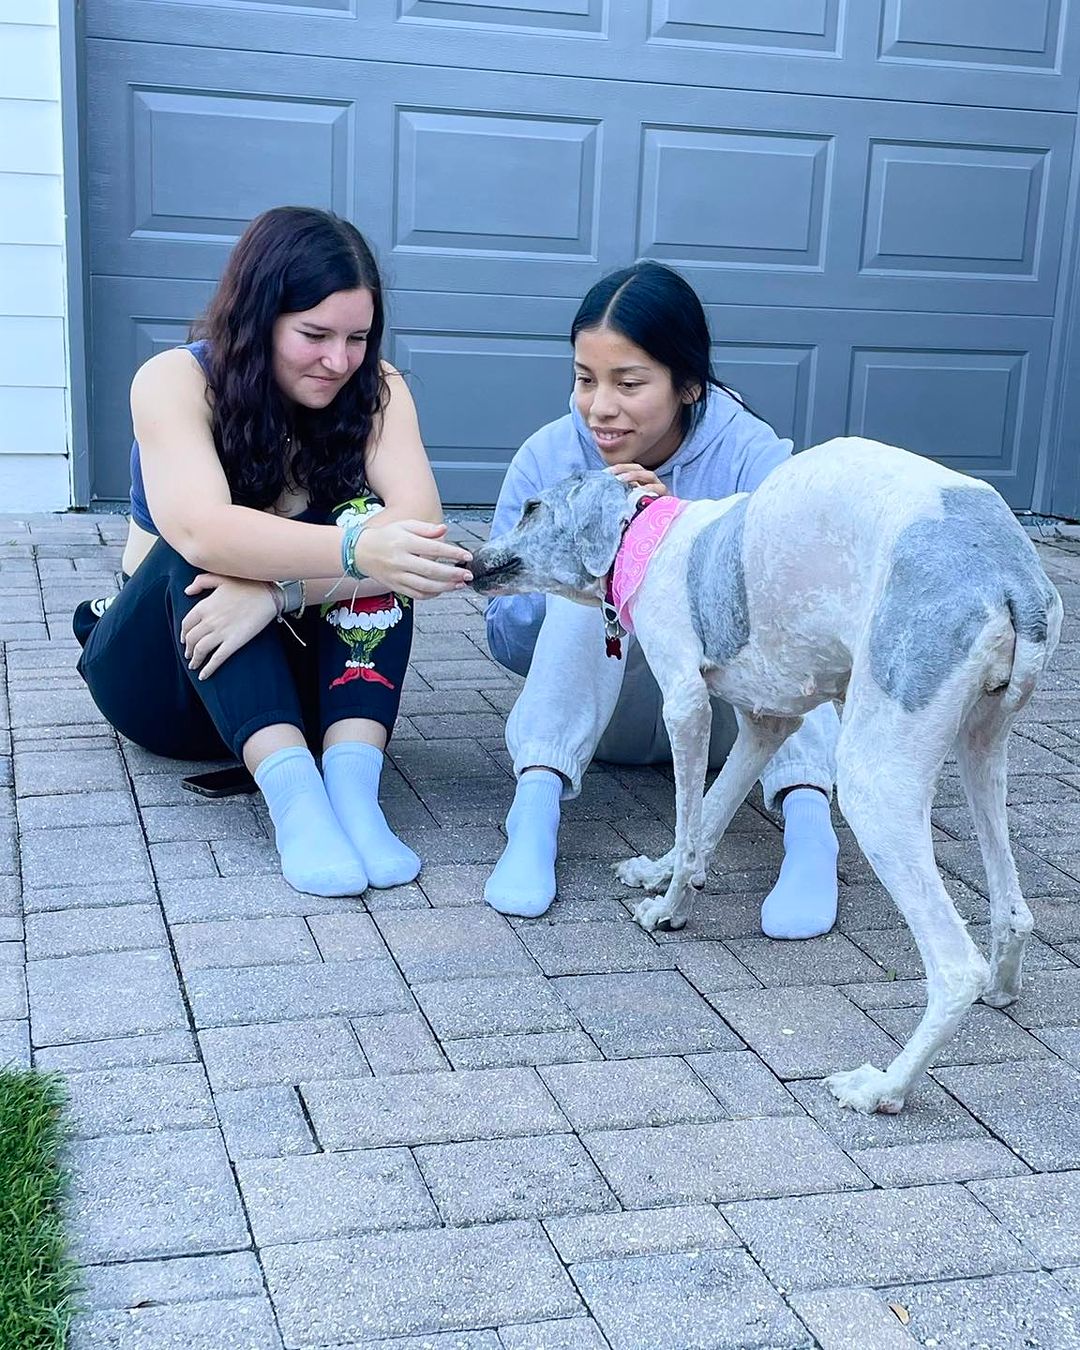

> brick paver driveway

[{"left": 1, "top": 512, "right": 1079, "bottom": 1349}]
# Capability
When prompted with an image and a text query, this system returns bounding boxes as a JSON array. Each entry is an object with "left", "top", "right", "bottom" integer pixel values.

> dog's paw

[
  {"left": 825, "top": 1063, "right": 905, "bottom": 1115},
  {"left": 614, "top": 854, "right": 673, "bottom": 892},
  {"left": 632, "top": 893, "right": 687, "bottom": 932},
  {"left": 981, "top": 984, "right": 1020, "bottom": 1009}
]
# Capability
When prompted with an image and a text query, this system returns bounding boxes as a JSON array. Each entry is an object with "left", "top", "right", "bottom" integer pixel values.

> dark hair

[
  {"left": 190, "top": 206, "right": 387, "bottom": 510},
  {"left": 570, "top": 261, "right": 753, "bottom": 431}
]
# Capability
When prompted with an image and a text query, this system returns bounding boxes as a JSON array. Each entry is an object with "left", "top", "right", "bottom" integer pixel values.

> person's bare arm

[{"left": 133, "top": 350, "right": 469, "bottom": 593}]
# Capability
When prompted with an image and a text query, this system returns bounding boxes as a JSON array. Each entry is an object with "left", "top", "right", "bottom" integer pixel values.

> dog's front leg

[{"left": 632, "top": 677, "right": 712, "bottom": 931}]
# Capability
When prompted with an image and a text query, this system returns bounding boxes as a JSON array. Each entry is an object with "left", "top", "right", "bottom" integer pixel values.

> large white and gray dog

[{"left": 471, "top": 438, "right": 1063, "bottom": 1114}]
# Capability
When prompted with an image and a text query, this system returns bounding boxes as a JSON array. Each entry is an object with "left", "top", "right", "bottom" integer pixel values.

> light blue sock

[
  {"left": 761, "top": 787, "right": 839, "bottom": 940},
  {"left": 254, "top": 746, "right": 368, "bottom": 897},
  {"left": 322, "top": 741, "right": 421, "bottom": 889},
  {"left": 484, "top": 769, "right": 562, "bottom": 918}
]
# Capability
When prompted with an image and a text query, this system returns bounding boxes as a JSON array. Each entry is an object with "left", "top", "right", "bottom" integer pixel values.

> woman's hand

[
  {"left": 181, "top": 574, "right": 280, "bottom": 680},
  {"left": 352, "top": 519, "right": 472, "bottom": 600},
  {"left": 606, "top": 463, "right": 669, "bottom": 496}
]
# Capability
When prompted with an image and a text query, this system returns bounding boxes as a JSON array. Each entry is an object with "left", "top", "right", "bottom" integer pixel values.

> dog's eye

[{"left": 521, "top": 499, "right": 540, "bottom": 519}]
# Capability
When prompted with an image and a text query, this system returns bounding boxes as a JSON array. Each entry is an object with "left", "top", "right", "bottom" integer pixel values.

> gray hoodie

[{"left": 485, "top": 389, "right": 793, "bottom": 672}]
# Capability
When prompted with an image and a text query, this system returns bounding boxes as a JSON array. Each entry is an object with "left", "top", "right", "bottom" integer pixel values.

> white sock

[
  {"left": 322, "top": 741, "right": 421, "bottom": 889},
  {"left": 760, "top": 787, "right": 839, "bottom": 940},
  {"left": 254, "top": 746, "right": 368, "bottom": 897},
  {"left": 484, "top": 768, "right": 562, "bottom": 918}
]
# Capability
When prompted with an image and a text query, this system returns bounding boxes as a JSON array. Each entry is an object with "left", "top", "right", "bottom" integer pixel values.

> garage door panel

[
  {"left": 399, "top": 0, "right": 606, "bottom": 34},
  {"left": 880, "top": 0, "right": 1064, "bottom": 71},
  {"left": 90, "top": 277, "right": 215, "bottom": 501},
  {"left": 88, "top": 41, "right": 1072, "bottom": 318},
  {"left": 85, "top": 0, "right": 1080, "bottom": 113}
]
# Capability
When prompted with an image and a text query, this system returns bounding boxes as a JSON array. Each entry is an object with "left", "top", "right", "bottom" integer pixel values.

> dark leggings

[{"left": 77, "top": 511, "right": 413, "bottom": 763}]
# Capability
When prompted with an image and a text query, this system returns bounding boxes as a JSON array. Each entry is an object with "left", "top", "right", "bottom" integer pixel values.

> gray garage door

[{"left": 82, "top": 0, "right": 1080, "bottom": 516}]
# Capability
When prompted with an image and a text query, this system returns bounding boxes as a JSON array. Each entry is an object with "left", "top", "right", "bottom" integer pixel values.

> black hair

[
  {"left": 190, "top": 205, "right": 387, "bottom": 509},
  {"left": 570, "top": 261, "right": 756, "bottom": 431}
]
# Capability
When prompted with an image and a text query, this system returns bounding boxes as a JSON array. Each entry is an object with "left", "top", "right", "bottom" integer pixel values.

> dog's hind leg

[
  {"left": 956, "top": 697, "right": 1031, "bottom": 1007},
  {"left": 827, "top": 679, "right": 988, "bottom": 1113},
  {"left": 621, "top": 710, "right": 797, "bottom": 928}
]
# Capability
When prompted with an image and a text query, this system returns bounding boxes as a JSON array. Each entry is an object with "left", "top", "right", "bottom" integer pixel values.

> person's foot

[
  {"left": 484, "top": 768, "right": 562, "bottom": 918},
  {"left": 322, "top": 741, "right": 420, "bottom": 889},
  {"left": 760, "top": 786, "right": 839, "bottom": 939},
  {"left": 254, "top": 746, "right": 368, "bottom": 896},
  {"left": 72, "top": 595, "right": 116, "bottom": 648}
]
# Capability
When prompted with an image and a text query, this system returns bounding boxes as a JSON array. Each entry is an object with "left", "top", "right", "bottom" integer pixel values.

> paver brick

[
  {"left": 306, "top": 911, "right": 388, "bottom": 962},
  {"left": 445, "top": 1029, "right": 600, "bottom": 1070},
  {"left": 707, "top": 985, "right": 899, "bottom": 1078},
  {"left": 67, "top": 1298, "right": 284, "bottom": 1350},
  {"left": 684, "top": 1050, "right": 802, "bottom": 1118},
  {"left": 724, "top": 1184, "right": 1037, "bottom": 1289},
  {"left": 0, "top": 1018, "right": 29, "bottom": 1068},
  {"left": 63, "top": 1063, "right": 215, "bottom": 1138},
  {"left": 172, "top": 916, "right": 320, "bottom": 971},
  {"left": 498, "top": 1321, "right": 608, "bottom": 1350},
  {"left": 186, "top": 958, "right": 413, "bottom": 1027},
  {"left": 237, "top": 1149, "right": 437, "bottom": 1245},
  {"left": 215, "top": 1086, "right": 315, "bottom": 1160},
  {"left": 516, "top": 920, "right": 673, "bottom": 977},
  {"left": 14, "top": 747, "right": 126, "bottom": 796},
  {"left": 787, "top": 1288, "right": 922, "bottom": 1350},
  {"left": 934, "top": 1059, "right": 1080, "bottom": 1170},
  {"left": 0, "top": 964, "right": 27, "bottom": 1020},
  {"left": 198, "top": 1017, "right": 370, "bottom": 1091},
  {"left": 351, "top": 1011, "right": 449, "bottom": 1074},
  {"left": 28, "top": 949, "right": 185, "bottom": 1046},
  {"left": 583, "top": 1116, "right": 870, "bottom": 1207},
  {"left": 415, "top": 976, "right": 579, "bottom": 1040},
  {"left": 553, "top": 971, "right": 741, "bottom": 1057},
  {"left": 416, "top": 1134, "right": 618, "bottom": 1224},
  {"left": 539, "top": 1056, "right": 724, "bottom": 1130},
  {"left": 261, "top": 1221, "right": 581, "bottom": 1344},
  {"left": 374, "top": 905, "right": 534, "bottom": 982},
  {"left": 571, "top": 1249, "right": 812, "bottom": 1350},
  {"left": 79, "top": 1251, "right": 264, "bottom": 1311},
  {"left": 883, "top": 1272, "right": 1080, "bottom": 1350},
  {"left": 24, "top": 903, "right": 167, "bottom": 960},
  {"left": 301, "top": 1066, "right": 567, "bottom": 1148},
  {"left": 34, "top": 1029, "right": 197, "bottom": 1073},
  {"left": 849, "top": 1138, "right": 1029, "bottom": 1187},
  {"left": 21, "top": 823, "right": 152, "bottom": 889},
  {"left": 970, "top": 1171, "right": 1080, "bottom": 1266},
  {"left": 158, "top": 874, "right": 356, "bottom": 923},
  {"left": 17, "top": 789, "right": 135, "bottom": 829},
  {"left": 543, "top": 1205, "right": 737, "bottom": 1263},
  {"left": 66, "top": 1129, "right": 249, "bottom": 1263}
]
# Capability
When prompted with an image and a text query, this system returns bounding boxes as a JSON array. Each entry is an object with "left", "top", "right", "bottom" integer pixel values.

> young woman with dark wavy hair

[{"left": 75, "top": 206, "right": 473, "bottom": 896}]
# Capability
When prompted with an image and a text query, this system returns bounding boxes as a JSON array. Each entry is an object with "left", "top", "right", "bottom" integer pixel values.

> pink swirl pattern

[{"left": 610, "top": 496, "right": 688, "bottom": 632}]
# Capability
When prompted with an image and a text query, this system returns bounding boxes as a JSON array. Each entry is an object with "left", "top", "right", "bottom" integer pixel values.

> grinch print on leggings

[{"left": 324, "top": 496, "right": 410, "bottom": 690}]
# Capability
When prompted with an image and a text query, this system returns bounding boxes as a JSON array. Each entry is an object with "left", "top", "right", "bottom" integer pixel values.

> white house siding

[{"left": 0, "top": 0, "right": 71, "bottom": 511}]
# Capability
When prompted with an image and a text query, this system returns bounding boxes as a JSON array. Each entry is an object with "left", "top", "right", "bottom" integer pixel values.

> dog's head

[{"left": 471, "top": 470, "right": 636, "bottom": 603}]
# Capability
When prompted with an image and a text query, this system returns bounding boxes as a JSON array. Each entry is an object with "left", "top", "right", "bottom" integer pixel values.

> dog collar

[{"left": 602, "top": 493, "right": 687, "bottom": 658}]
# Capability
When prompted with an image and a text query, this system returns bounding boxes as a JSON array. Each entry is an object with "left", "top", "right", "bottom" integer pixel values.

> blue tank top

[{"left": 128, "top": 340, "right": 211, "bottom": 535}]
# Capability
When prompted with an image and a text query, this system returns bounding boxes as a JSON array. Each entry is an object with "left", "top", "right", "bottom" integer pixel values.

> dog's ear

[{"left": 567, "top": 473, "right": 633, "bottom": 577}]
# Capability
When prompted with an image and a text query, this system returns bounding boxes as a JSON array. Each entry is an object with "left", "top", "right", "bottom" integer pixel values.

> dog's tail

[{"left": 999, "top": 579, "right": 1063, "bottom": 714}]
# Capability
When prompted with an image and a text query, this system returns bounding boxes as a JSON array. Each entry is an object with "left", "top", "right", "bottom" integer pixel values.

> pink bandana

[{"left": 609, "top": 495, "right": 687, "bottom": 632}]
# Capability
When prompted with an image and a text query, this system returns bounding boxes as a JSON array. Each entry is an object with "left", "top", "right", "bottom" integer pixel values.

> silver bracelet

[{"left": 272, "top": 579, "right": 305, "bottom": 617}]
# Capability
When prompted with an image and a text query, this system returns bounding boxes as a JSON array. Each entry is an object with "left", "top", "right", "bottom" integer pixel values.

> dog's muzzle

[{"left": 469, "top": 553, "right": 522, "bottom": 593}]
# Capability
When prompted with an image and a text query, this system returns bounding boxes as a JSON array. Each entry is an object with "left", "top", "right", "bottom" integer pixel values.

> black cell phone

[{"left": 181, "top": 766, "right": 258, "bottom": 798}]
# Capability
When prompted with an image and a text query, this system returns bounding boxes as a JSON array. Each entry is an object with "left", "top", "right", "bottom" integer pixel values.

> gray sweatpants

[{"left": 491, "top": 594, "right": 838, "bottom": 811}]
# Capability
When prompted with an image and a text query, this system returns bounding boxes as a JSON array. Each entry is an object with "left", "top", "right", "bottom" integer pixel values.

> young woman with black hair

[
  {"left": 75, "top": 206, "right": 473, "bottom": 897},
  {"left": 484, "top": 261, "right": 841, "bottom": 935}
]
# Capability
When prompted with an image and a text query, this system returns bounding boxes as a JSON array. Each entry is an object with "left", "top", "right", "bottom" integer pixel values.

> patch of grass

[{"left": 0, "top": 1069, "right": 76, "bottom": 1349}]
